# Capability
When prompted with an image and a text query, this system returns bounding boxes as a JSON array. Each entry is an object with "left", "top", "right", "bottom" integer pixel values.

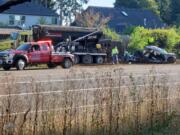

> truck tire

[
  {"left": 63, "top": 58, "right": 73, "bottom": 69},
  {"left": 47, "top": 63, "right": 57, "bottom": 69},
  {"left": 82, "top": 55, "right": 93, "bottom": 64},
  {"left": 95, "top": 56, "right": 104, "bottom": 64},
  {"left": 16, "top": 59, "right": 26, "bottom": 70},
  {"left": 2, "top": 65, "right": 11, "bottom": 71},
  {"left": 74, "top": 55, "right": 80, "bottom": 64}
]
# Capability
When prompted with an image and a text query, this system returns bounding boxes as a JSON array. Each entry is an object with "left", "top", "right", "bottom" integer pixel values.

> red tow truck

[{"left": 0, "top": 40, "right": 74, "bottom": 70}]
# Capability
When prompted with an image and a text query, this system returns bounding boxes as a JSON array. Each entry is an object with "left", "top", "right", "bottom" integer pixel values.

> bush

[
  {"left": 129, "top": 27, "right": 180, "bottom": 53},
  {"left": 102, "top": 27, "right": 121, "bottom": 41},
  {"left": 174, "top": 43, "right": 180, "bottom": 58}
]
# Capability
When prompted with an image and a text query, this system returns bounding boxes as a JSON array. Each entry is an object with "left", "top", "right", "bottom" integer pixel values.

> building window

[
  {"left": 9, "top": 15, "right": 26, "bottom": 25},
  {"left": 52, "top": 17, "right": 57, "bottom": 24},
  {"left": 21, "top": 16, "right": 26, "bottom": 24},
  {"left": 9, "top": 15, "right": 15, "bottom": 25}
]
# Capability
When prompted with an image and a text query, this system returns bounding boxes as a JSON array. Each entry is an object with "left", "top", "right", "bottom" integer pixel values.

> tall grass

[{"left": 0, "top": 69, "right": 179, "bottom": 135}]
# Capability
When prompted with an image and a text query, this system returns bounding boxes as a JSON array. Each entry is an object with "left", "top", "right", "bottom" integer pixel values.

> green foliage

[
  {"left": 102, "top": 27, "right": 121, "bottom": 41},
  {"left": 56, "top": 0, "right": 89, "bottom": 25},
  {"left": 129, "top": 27, "right": 180, "bottom": 52},
  {"left": 38, "top": 17, "right": 47, "bottom": 25},
  {"left": 114, "top": 0, "right": 180, "bottom": 25},
  {"left": 123, "top": 26, "right": 136, "bottom": 35},
  {"left": 31, "top": 0, "right": 55, "bottom": 9},
  {"left": 114, "top": 0, "right": 139, "bottom": 8},
  {"left": 174, "top": 42, "right": 180, "bottom": 58},
  {"left": 114, "top": 0, "right": 159, "bottom": 14}
]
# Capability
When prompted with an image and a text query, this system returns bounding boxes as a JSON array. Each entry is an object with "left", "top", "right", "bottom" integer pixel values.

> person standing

[{"left": 112, "top": 46, "right": 119, "bottom": 64}]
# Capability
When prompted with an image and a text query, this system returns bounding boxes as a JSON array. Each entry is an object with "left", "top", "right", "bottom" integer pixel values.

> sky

[{"left": 86, "top": 0, "right": 115, "bottom": 8}]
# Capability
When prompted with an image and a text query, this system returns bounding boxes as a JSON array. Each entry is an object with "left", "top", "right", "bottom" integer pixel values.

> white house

[{"left": 0, "top": 2, "right": 59, "bottom": 29}]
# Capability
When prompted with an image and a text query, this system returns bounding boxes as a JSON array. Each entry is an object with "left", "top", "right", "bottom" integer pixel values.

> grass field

[{"left": 0, "top": 68, "right": 179, "bottom": 135}]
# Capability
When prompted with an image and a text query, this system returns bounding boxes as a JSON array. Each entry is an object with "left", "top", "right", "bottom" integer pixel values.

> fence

[{"left": 0, "top": 69, "right": 179, "bottom": 135}]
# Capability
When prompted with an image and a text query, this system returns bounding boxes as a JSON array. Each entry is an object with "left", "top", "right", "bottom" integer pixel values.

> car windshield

[{"left": 16, "top": 44, "right": 30, "bottom": 51}]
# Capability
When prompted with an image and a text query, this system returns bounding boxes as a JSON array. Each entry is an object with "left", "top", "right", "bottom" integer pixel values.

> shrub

[
  {"left": 129, "top": 27, "right": 180, "bottom": 53},
  {"left": 174, "top": 43, "right": 180, "bottom": 58},
  {"left": 102, "top": 27, "right": 121, "bottom": 41}
]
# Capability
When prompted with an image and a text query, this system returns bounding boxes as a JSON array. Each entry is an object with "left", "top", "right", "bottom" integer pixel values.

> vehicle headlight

[{"left": 7, "top": 54, "right": 14, "bottom": 59}]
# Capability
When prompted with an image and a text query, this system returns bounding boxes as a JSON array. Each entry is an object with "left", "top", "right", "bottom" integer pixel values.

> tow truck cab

[{"left": 0, "top": 40, "right": 74, "bottom": 70}]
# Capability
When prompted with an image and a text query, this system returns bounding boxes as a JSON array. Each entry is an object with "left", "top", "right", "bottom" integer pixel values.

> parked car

[
  {"left": 0, "top": 40, "right": 74, "bottom": 70},
  {"left": 124, "top": 46, "right": 176, "bottom": 64}
]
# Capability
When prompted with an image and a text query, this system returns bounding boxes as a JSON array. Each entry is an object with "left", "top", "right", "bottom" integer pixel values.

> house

[
  {"left": 0, "top": 2, "right": 59, "bottom": 29},
  {"left": 74, "top": 6, "right": 165, "bottom": 34}
]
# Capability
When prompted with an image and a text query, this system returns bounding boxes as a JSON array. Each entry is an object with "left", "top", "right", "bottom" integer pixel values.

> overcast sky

[{"left": 86, "top": 0, "right": 115, "bottom": 8}]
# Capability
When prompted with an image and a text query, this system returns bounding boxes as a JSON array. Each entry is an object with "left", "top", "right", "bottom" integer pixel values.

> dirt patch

[{"left": 176, "top": 59, "right": 180, "bottom": 64}]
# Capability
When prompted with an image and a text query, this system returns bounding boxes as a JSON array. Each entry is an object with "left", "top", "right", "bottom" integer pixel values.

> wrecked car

[{"left": 125, "top": 46, "right": 176, "bottom": 64}]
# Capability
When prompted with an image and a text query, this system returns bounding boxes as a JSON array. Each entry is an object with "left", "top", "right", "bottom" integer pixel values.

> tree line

[
  {"left": 31, "top": 0, "right": 88, "bottom": 25},
  {"left": 114, "top": 0, "right": 180, "bottom": 25},
  {"left": 31, "top": 0, "right": 180, "bottom": 26}
]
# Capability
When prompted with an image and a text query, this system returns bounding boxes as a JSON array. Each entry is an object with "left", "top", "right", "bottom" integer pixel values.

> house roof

[
  {"left": 1, "top": 2, "right": 58, "bottom": 17},
  {"left": 0, "top": 0, "right": 30, "bottom": 12},
  {"left": 86, "top": 6, "right": 165, "bottom": 30}
]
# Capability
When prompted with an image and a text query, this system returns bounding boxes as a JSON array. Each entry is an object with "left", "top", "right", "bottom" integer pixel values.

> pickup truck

[{"left": 0, "top": 40, "right": 74, "bottom": 70}]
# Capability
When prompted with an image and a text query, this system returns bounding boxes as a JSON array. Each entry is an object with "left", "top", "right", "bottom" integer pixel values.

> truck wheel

[
  {"left": 95, "top": 56, "right": 104, "bottom": 64},
  {"left": 2, "top": 65, "right": 11, "bottom": 71},
  {"left": 63, "top": 58, "right": 73, "bottom": 69},
  {"left": 82, "top": 55, "right": 93, "bottom": 64},
  {"left": 47, "top": 63, "right": 57, "bottom": 69},
  {"left": 16, "top": 59, "right": 26, "bottom": 70},
  {"left": 74, "top": 55, "right": 80, "bottom": 64},
  {"left": 167, "top": 57, "right": 176, "bottom": 63}
]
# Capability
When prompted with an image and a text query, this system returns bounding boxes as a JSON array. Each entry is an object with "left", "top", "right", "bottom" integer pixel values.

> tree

[
  {"left": 114, "top": 0, "right": 140, "bottom": 8},
  {"left": 74, "top": 11, "right": 121, "bottom": 41},
  {"left": 37, "top": 17, "right": 47, "bottom": 24},
  {"left": 55, "top": 0, "right": 89, "bottom": 25},
  {"left": 114, "top": 0, "right": 159, "bottom": 13},
  {"left": 114, "top": 0, "right": 173, "bottom": 24},
  {"left": 31, "top": 0, "right": 55, "bottom": 9},
  {"left": 74, "top": 10, "right": 110, "bottom": 28},
  {"left": 157, "top": 0, "right": 172, "bottom": 24},
  {"left": 171, "top": 0, "right": 180, "bottom": 25}
]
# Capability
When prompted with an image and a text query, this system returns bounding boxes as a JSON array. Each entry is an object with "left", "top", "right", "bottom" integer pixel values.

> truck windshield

[{"left": 16, "top": 44, "right": 30, "bottom": 51}]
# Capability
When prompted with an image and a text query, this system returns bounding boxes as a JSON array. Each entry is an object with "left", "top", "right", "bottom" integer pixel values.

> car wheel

[
  {"left": 167, "top": 57, "right": 176, "bottom": 63},
  {"left": 82, "top": 55, "right": 93, "bottom": 64},
  {"left": 2, "top": 65, "right": 11, "bottom": 71},
  {"left": 95, "top": 56, "right": 104, "bottom": 64},
  {"left": 47, "top": 63, "right": 57, "bottom": 69},
  {"left": 63, "top": 58, "right": 73, "bottom": 69},
  {"left": 16, "top": 59, "right": 26, "bottom": 70}
]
